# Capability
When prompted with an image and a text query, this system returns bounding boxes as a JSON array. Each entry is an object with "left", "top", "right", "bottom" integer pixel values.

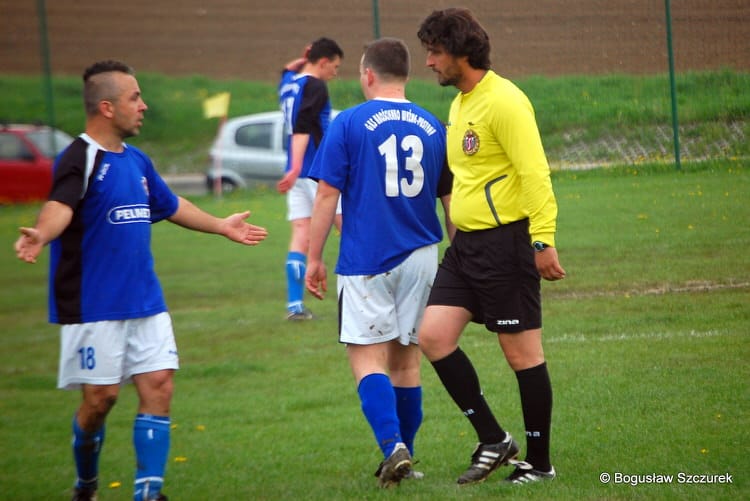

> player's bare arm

[
  {"left": 305, "top": 181, "right": 339, "bottom": 299},
  {"left": 283, "top": 44, "right": 312, "bottom": 72},
  {"left": 277, "top": 133, "right": 311, "bottom": 193},
  {"left": 15, "top": 201, "right": 74, "bottom": 263},
  {"left": 168, "top": 196, "right": 268, "bottom": 245},
  {"left": 440, "top": 194, "right": 456, "bottom": 242}
]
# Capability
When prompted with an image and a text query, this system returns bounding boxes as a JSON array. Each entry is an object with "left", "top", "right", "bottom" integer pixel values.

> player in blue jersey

[
  {"left": 278, "top": 38, "right": 343, "bottom": 320},
  {"left": 305, "top": 38, "right": 454, "bottom": 487},
  {"left": 14, "top": 60, "right": 268, "bottom": 501}
]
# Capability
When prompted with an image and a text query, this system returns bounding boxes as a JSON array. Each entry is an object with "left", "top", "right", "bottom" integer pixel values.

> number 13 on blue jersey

[{"left": 379, "top": 134, "right": 425, "bottom": 198}]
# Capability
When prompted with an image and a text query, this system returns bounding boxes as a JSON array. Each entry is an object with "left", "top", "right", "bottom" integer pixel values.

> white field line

[
  {"left": 549, "top": 280, "right": 750, "bottom": 300},
  {"left": 546, "top": 329, "right": 733, "bottom": 344}
]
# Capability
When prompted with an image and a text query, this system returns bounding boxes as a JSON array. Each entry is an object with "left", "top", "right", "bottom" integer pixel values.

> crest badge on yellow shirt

[{"left": 462, "top": 129, "right": 480, "bottom": 155}]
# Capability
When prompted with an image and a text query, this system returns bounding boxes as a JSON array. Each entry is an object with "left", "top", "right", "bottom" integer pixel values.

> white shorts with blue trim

[{"left": 57, "top": 312, "right": 179, "bottom": 390}]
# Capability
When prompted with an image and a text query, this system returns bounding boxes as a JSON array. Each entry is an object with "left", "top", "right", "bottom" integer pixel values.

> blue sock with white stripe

[
  {"left": 286, "top": 251, "right": 307, "bottom": 313},
  {"left": 72, "top": 415, "right": 105, "bottom": 492},
  {"left": 394, "top": 386, "right": 423, "bottom": 456},
  {"left": 358, "top": 373, "right": 402, "bottom": 458},
  {"left": 133, "top": 414, "right": 170, "bottom": 501}
]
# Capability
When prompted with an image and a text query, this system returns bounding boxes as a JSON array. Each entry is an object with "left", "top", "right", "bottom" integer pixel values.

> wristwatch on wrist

[{"left": 533, "top": 241, "right": 549, "bottom": 252}]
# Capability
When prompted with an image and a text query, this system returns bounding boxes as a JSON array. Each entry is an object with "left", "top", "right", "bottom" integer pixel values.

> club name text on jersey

[{"left": 107, "top": 204, "right": 152, "bottom": 224}]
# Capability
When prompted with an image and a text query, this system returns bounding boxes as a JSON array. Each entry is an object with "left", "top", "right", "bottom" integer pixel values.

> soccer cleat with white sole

[
  {"left": 505, "top": 460, "right": 556, "bottom": 484},
  {"left": 404, "top": 468, "right": 424, "bottom": 480},
  {"left": 456, "top": 433, "right": 519, "bottom": 485},
  {"left": 286, "top": 308, "right": 315, "bottom": 321}
]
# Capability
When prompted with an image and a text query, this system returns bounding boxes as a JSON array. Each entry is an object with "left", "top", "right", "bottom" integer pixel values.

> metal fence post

[
  {"left": 665, "top": 0, "right": 681, "bottom": 170},
  {"left": 372, "top": 0, "right": 381, "bottom": 39},
  {"left": 36, "top": 0, "right": 57, "bottom": 151}
]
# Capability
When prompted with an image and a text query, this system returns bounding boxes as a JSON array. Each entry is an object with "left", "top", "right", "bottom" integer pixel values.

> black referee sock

[
  {"left": 431, "top": 348, "right": 505, "bottom": 444},
  {"left": 515, "top": 362, "right": 553, "bottom": 472}
]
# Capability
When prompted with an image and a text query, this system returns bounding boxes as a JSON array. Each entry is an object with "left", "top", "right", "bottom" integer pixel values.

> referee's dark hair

[{"left": 417, "top": 8, "right": 491, "bottom": 70}]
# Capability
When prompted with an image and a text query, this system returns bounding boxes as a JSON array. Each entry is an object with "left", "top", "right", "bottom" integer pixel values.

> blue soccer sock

[
  {"left": 394, "top": 386, "right": 423, "bottom": 457},
  {"left": 72, "top": 415, "right": 105, "bottom": 491},
  {"left": 286, "top": 251, "right": 307, "bottom": 313},
  {"left": 133, "top": 414, "right": 170, "bottom": 501},
  {"left": 358, "top": 373, "right": 402, "bottom": 458}
]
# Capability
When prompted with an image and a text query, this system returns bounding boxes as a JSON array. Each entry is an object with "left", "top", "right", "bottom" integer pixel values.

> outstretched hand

[
  {"left": 222, "top": 211, "right": 268, "bottom": 245},
  {"left": 14, "top": 227, "right": 44, "bottom": 264},
  {"left": 305, "top": 259, "right": 328, "bottom": 300}
]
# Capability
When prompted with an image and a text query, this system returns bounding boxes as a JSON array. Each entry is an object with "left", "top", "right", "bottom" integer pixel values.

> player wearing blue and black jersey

[
  {"left": 14, "top": 60, "right": 268, "bottom": 501},
  {"left": 277, "top": 38, "right": 343, "bottom": 320},
  {"left": 278, "top": 65, "right": 332, "bottom": 181},
  {"left": 306, "top": 38, "right": 454, "bottom": 488},
  {"left": 46, "top": 134, "right": 179, "bottom": 324}
]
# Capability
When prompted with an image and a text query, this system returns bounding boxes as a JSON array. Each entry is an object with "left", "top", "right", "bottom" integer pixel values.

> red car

[{"left": 0, "top": 124, "right": 74, "bottom": 203}]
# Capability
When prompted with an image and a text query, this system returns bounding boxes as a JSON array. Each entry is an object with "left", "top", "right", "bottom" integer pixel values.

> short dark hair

[
  {"left": 362, "top": 38, "right": 409, "bottom": 81},
  {"left": 82, "top": 59, "right": 133, "bottom": 83},
  {"left": 417, "top": 8, "right": 491, "bottom": 70},
  {"left": 307, "top": 37, "right": 344, "bottom": 63},
  {"left": 82, "top": 60, "right": 135, "bottom": 116}
]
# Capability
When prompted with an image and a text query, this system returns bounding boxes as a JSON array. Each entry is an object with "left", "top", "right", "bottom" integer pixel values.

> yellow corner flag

[{"left": 203, "top": 92, "right": 231, "bottom": 119}]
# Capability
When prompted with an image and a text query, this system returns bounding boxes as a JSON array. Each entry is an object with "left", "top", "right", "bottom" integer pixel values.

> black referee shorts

[{"left": 427, "top": 219, "right": 541, "bottom": 333}]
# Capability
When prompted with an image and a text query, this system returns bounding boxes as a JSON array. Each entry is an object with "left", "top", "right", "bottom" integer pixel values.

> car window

[
  {"left": 235, "top": 122, "right": 273, "bottom": 149},
  {"left": 0, "top": 133, "right": 32, "bottom": 160},
  {"left": 26, "top": 129, "right": 73, "bottom": 157}
]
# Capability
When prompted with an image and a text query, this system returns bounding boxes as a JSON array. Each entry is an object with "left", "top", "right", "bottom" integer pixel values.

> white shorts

[
  {"left": 57, "top": 312, "right": 179, "bottom": 390},
  {"left": 337, "top": 244, "right": 438, "bottom": 346},
  {"left": 287, "top": 177, "right": 342, "bottom": 221}
]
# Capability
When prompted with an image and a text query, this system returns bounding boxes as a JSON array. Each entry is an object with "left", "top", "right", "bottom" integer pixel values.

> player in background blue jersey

[
  {"left": 277, "top": 38, "right": 343, "bottom": 320},
  {"left": 306, "top": 38, "right": 454, "bottom": 487},
  {"left": 14, "top": 60, "right": 268, "bottom": 501}
]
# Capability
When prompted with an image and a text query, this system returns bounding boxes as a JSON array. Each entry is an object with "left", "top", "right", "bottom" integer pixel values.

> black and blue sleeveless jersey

[
  {"left": 278, "top": 69, "right": 332, "bottom": 178},
  {"left": 47, "top": 134, "right": 179, "bottom": 324}
]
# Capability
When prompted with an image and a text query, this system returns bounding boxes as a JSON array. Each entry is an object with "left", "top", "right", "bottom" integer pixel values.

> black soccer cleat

[
  {"left": 456, "top": 433, "right": 520, "bottom": 485},
  {"left": 505, "top": 460, "right": 556, "bottom": 484},
  {"left": 71, "top": 487, "right": 97, "bottom": 501}
]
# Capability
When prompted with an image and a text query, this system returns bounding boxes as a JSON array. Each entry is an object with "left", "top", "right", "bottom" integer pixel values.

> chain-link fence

[
  {"left": 2, "top": 0, "right": 748, "bottom": 168},
  {"left": 5, "top": 1, "right": 749, "bottom": 79}
]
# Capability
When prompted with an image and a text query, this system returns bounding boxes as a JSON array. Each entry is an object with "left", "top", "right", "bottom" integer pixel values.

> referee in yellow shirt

[{"left": 417, "top": 7, "right": 566, "bottom": 486}]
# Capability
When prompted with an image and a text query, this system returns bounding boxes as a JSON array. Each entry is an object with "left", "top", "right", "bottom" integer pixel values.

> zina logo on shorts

[{"left": 496, "top": 319, "right": 520, "bottom": 326}]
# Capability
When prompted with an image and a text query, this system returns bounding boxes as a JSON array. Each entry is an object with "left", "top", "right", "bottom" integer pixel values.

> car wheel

[
  {"left": 220, "top": 178, "right": 237, "bottom": 193},
  {"left": 206, "top": 177, "right": 238, "bottom": 194}
]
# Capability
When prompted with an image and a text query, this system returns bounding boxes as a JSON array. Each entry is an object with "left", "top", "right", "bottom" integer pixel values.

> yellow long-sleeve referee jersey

[{"left": 446, "top": 70, "right": 558, "bottom": 246}]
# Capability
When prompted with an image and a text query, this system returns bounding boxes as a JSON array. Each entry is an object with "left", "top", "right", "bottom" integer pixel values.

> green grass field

[{"left": 1, "top": 160, "right": 748, "bottom": 500}]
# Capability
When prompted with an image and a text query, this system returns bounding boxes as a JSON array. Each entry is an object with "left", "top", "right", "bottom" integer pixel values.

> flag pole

[
  {"left": 212, "top": 115, "right": 226, "bottom": 197},
  {"left": 202, "top": 92, "right": 231, "bottom": 196}
]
